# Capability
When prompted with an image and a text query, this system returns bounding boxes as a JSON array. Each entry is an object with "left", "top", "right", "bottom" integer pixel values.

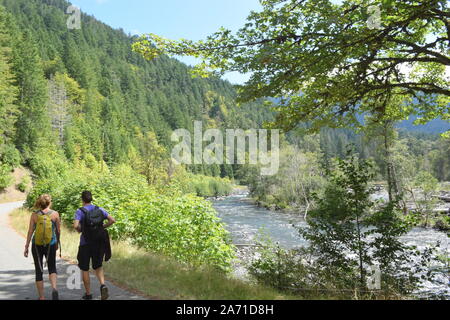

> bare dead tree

[{"left": 48, "top": 76, "right": 71, "bottom": 146}]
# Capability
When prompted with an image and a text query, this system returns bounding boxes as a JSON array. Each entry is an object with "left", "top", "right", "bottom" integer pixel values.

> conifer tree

[
  {"left": 0, "top": 7, "right": 18, "bottom": 147},
  {"left": 11, "top": 30, "right": 50, "bottom": 159}
]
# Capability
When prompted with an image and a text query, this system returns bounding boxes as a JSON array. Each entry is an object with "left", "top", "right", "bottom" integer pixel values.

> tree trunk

[
  {"left": 383, "top": 121, "right": 407, "bottom": 213},
  {"left": 355, "top": 214, "right": 365, "bottom": 289},
  {"left": 383, "top": 122, "right": 394, "bottom": 203}
]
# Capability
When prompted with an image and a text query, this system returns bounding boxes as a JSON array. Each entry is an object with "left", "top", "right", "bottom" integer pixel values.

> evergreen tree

[
  {"left": 11, "top": 30, "right": 50, "bottom": 160},
  {"left": 0, "top": 7, "right": 18, "bottom": 147}
]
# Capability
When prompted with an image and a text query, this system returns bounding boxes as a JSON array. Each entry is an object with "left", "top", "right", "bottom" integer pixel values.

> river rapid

[{"left": 211, "top": 193, "right": 449, "bottom": 299}]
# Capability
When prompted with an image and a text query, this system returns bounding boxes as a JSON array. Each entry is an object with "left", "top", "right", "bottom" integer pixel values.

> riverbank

[
  {"left": 246, "top": 187, "right": 450, "bottom": 232},
  {"left": 206, "top": 185, "right": 249, "bottom": 201}
]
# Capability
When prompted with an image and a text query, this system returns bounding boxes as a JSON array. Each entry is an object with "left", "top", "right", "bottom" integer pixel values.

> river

[{"left": 211, "top": 193, "right": 449, "bottom": 299}]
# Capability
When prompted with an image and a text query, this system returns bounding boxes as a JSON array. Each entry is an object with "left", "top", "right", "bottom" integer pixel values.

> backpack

[
  {"left": 80, "top": 206, "right": 105, "bottom": 243},
  {"left": 34, "top": 210, "right": 54, "bottom": 246}
]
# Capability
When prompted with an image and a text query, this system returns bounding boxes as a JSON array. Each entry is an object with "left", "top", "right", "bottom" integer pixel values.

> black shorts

[{"left": 77, "top": 243, "right": 105, "bottom": 271}]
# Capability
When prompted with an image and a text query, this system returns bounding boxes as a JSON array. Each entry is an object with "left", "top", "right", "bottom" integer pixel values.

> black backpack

[{"left": 80, "top": 206, "right": 105, "bottom": 243}]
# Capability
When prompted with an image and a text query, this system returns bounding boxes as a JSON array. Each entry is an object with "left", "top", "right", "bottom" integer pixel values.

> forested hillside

[{"left": 0, "top": 0, "right": 272, "bottom": 179}]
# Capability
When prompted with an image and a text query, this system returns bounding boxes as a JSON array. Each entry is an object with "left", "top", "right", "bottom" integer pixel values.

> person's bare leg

[
  {"left": 94, "top": 267, "right": 105, "bottom": 285},
  {"left": 35, "top": 281, "right": 45, "bottom": 300},
  {"left": 49, "top": 273, "right": 57, "bottom": 290},
  {"left": 95, "top": 267, "right": 109, "bottom": 300},
  {"left": 82, "top": 271, "right": 91, "bottom": 295}
]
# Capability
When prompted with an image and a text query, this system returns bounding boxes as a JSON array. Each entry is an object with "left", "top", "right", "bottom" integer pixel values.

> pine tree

[
  {"left": 0, "top": 7, "right": 18, "bottom": 147},
  {"left": 11, "top": 30, "right": 50, "bottom": 159}
]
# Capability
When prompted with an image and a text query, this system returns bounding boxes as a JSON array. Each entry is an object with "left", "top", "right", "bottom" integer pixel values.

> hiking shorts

[
  {"left": 77, "top": 243, "right": 105, "bottom": 271},
  {"left": 32, "top": 244, "right": 57, "bottom": 281}
]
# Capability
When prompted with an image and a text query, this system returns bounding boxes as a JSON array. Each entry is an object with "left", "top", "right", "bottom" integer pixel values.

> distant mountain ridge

[
  {"left": 396, "top": 117, "right": 450, "bottom": 134},
  {"left": 269, "top": 98, "right": 449, "bottom": 134}
]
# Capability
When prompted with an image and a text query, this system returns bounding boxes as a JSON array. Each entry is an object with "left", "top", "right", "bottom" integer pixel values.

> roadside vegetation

[
  {"left": 27, "top": 163, "right": 236, "bottom": 271},
  {"left": 10, "top": 207, "right": 293, "bottom": 300}
]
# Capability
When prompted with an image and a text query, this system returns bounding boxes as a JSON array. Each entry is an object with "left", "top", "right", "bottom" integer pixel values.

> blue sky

[{"left": 69, "top": 0, "right": 262, "bottom": 84}]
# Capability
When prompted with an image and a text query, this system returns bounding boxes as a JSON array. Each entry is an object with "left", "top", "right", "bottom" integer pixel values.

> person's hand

[{"left": 24, "top": 245, "right": 29, "bottom": 258}]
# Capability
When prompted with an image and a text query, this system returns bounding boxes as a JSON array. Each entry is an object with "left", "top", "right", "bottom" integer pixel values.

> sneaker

[
  {"left": 52, "top": 290, "right": 59, "bottom": 300},
  {"left": 100, "top": 285, "right": 109, "bottom": 300},
  {"left": 82, "top": 293, "right": 93, "bottom": 300}
]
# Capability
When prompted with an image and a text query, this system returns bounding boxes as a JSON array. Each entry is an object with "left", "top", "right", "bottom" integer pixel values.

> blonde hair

[{"left": 34, "top": 194, "right": 52, "bottom": 210}]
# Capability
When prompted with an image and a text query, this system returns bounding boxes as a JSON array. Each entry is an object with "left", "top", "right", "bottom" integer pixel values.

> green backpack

[{"left": 34, "top": 210, "right": 54, "bottom": 246}]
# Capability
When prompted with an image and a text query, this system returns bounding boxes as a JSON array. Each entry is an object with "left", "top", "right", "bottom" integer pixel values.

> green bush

[
  {"left": 433, "top": 216, "right": 450, "bottom": 231},
  {"left": 0, "top": 164, "right": 13, "bottom": 191},
  {"left": 184, "top": 174, "right": 233, "bottom": 197},
  {"left": 194, "top": 180, "right": 210, "bottom": 197},
  {"left": 17, "top": 176, "right": 31, "bottom": 193},
  {"left": 248, "top": 241, "right": 308, "bottom": 292},
  {"left": 27, "top": 165, "right": 236, "bottom": 271},
  {"left": 0, "top": 144, "right": 21, "bottom": 168},
  {"left": 29, "top": 148, "right": 69, "bottom": 179}
]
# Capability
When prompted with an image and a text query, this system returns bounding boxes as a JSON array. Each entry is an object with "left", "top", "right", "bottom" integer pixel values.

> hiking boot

[
  {"left": 52, "top": 289, "right": 59, "bottom": 300},
  {"left": 100, "top": 285, "right": 109, "bottom": 300},
  {"left": 82, "top": 293, "right": 93, "bottom": 300}
]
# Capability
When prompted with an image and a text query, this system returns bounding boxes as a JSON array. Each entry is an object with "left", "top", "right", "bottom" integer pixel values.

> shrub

[
  {"left": 433, "top": 216, "right": 450, "bottom": 231},
  {"left": 184, "top": 174, "right": 233, "bottom": 197},
  {"left": 0, "top": 164, "right": 13, "bottom": 191},
  {"left": 0, "top": 144, "right": 21, "bottom": 168},
  {"left": 17, "top": 176, "right": 31, "bottom": 193},
  {"left": 28, "top": 147, "right": 69, "bottom": 179},
  {"left": 248, "top": 241, "right": 309, "bottom": 292},
  {"left": 27, "top": 164, "right": 236, "bottom": 271}
]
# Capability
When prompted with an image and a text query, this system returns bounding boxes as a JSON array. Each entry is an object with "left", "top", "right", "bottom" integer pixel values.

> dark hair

[{"left": 81, "top": 191, "right": 93, "bottom": 203}]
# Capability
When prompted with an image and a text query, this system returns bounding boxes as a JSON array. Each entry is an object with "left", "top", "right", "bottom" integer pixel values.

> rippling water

[
  {"left": 212, "top": 194, "right": 449, "bottom": 299},
  {"left": 213, "top": 194, "right": 307, "bottom": 247}
]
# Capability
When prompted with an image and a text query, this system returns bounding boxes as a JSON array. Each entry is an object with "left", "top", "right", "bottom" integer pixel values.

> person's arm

[
  {"left": 24, "top": 213, "right": 36, "bottom": 257},
  {"left": 73, "top": 209, "right": 82, "bottom": 233},
  {"left": 54, "top": 212, "right": 61, "bottom": 246},
  {"left": 102, "top": 209, "right": 115, "bottom": 229},
  {"left": 73, "top": 219, "right": 81, "bottom": 233},
  {"left": 104, "top": 215, "right": 116, "bottom": 229},
  {"left": 55, "top": 212, "right": 61, "bottom": 236}
]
